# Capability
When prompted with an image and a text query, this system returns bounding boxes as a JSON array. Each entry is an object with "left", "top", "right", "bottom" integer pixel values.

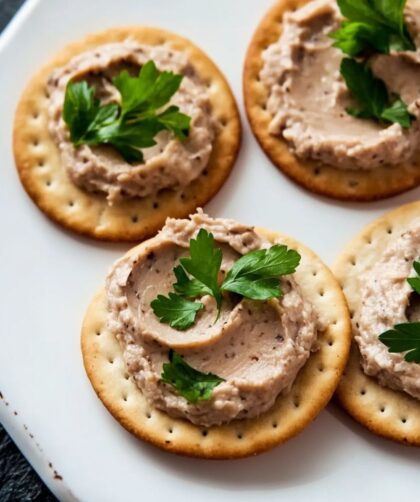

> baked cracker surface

[
  {"left": 81, "top": 227, "right": 351, "bottom": 458},
  {"left": 14, "top": 27, "right": 241, "bottom": 242},
  {"left": 243, "top": 0, "right": 420, "bottom": 201},
  {"left": 333, "top": 202, "right": 420, "bottom": 446}
]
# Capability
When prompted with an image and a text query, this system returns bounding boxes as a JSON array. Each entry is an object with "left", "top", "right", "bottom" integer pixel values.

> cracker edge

[
  {"left": 333, "top": 201, "right": 420, "bottom": 446},
  {"left": 243, "top": 0, "right": 420, "bottom": 201},
  {"left": 81, "top": 227, "right": 351, "bottom": 459},
  {"left": 13, "top": 26, "right": 242, "bottom": 242}
]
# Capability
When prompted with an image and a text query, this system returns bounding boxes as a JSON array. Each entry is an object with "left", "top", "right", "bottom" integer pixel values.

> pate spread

[
  {"left": 260, "top": 0, "right": 420, "bottom": 170},
  {"left": 106, "top": 211, "right": 318, "bottom": 427},
  {"left": 357, "top": 221, "right": 420, "bottom": 400},
  {"left": 47, "top": 41, "right": 216, "bottom": 204}
]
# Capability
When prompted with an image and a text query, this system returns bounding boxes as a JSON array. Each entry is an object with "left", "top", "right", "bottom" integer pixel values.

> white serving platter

[{"left": 1, "top": 0, "right": 420, "bottom": 500}]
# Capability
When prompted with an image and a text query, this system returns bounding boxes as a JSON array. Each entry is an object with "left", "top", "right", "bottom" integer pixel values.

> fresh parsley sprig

[
  {"left": 407, "top": 260, "right": 420, "bottom": 294},
  {"left": 379, "top": 323, "right": 420, "bottom": 363},
  {"left": 161, "top": 350, "right": 225, "bottom": 403},
  {"left": 63, "top": 60, "right": 191, "bottom": 163},
  {"left": 150, "top": 293, "right": 203, "bottom": 331},
  {"left": 330, "top": 0, "right": 415, "bottom": 56},
  {"left": 379, "top": 260, "right": 420, "bottom": 363},
  {"left": 340, "top": 58, "right": 414, "bottom": 129},
  {"left": 150, "top": 229, "right": 301, "bottom": 330}
]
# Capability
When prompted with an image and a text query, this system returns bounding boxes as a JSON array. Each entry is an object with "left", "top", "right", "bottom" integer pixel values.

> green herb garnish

[
  {"left": 379, "top": 260, "right": 420, "bottom": 363},
  {"left": 330, "top": 0, "right": 415, "bottom": 56},
  {"left": 340, "top": 58, "right": 414, "bottom": 128},
  {"left": 161, "top": 350, "right": 225, "bottom": 403},
  {"left": 150, "top": 293, "right": 203, "bottom": 331},
  {"left": 407, "top": 260, "right": 420, "bottom": 294},
  {"left": 379, "top": 323, "right": 420, "bottom": 363},
  {"left": 63, "top": 60, "right": 191, "bottom": 163},
  {"left": 150, "top": 230, "right": 301, "bottom": 330},
  {"left": 221, "top": 245, "right": 301, "bottom": 300}
]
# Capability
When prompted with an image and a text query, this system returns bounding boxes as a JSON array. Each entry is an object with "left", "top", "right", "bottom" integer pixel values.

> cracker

[
  {"left": 333, "top": 202, "right": 420, "bottom": 445},
  {"left": 243, "top": 0, "right": 420, "bottom": 201},
  {"left": 81, "top": 227, "right": 351, "bottom": 458},
  {"left": 13, "top": 27, "right": 241, "bottom": 241}
]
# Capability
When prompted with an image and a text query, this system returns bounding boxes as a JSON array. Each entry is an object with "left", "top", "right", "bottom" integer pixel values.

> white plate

[{"left": 1, "top": 0, "right": 420, "bottom": 500}]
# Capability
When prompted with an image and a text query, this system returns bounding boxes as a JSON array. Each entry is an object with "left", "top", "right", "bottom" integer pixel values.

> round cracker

[
  {"left": 333, "top": 202, "right": 420, "bottom": 445},
  {"left": 243, "top": 0, "right": 420, "bottom": 201},
  {"left": 14, "top": 27, "right": 241, "bottom": 242},
  {"left": 81, "top": 227, "right": 351, "bottom": 458}
]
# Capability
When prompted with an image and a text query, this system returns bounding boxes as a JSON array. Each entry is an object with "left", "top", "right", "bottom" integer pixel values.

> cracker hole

[
  {"left": 201, "top": 430, "right": 208, "bottom": 437},
  {"left": 312, "top": 270, "right": 318, "bottom": 277},
  {"left": 68, "top": 201, "right": 75, "bottom": 208},
  {"left": 387, "top": 227, "right": 393, "bottom": 235},
  {"left": 380, "top": 406, "right": 386, "bottom": 413},
  {"left": 168, "top": 428, "right": 173, "bottom": 434},
  {"left": 146, "top": 412, "right": 152, "bottom": 419},
  {"left": 293, "top": 398, "right": 300, "bottom": 408},
  {"left": 272, "top": 421, "right": 278, "bottom": 428},
  {"left": 220, "top": 117, "right": 228, "bottom": 127},
  {"left": 33, "top": 113, "right": 39, "bottom": 120},
  {"left": 108, "top": 357, "right": 114, "bottom": 364},
  {"left": 152, "top": 202, "right": 159, "bottom": 209},
  {"left": 318, "top": 364, "right": 324, "bottom": 372},
  {"left": 38, "top": 161, "right": 45, "bottom": 168},
  {"left": 236, "top": 433, "right": 243, "bottom": 439},
  {"left": 45, "top": 180, "right": 52, "bottom": 187},
  {"left": 313, "top": 167, "right": 321, "bottom": 176},
  {"left": 348, "top": 179, "right": 359, "bottom": 188},
  {"left": 131, "top": 215, "right": 138, "bottom": 223},
  {"left": 33, "top": 139, "right": 39, "bottom": 147},
  {"left": 318, "top": 289, "right": 325, "bottom": 297},
  {"left": 95, "top": 331, "right": 101, "bottom": 337},
  {"left": 328, "top": 339, "right": 334, "bottom": 347},
  {"left": 122, "top": 394, "right": 128, "bottom": 402},
  {"left": 350, "top": 257, "right": 357, "bottom": 266},
  {"left": 401, "top": 418, "right": 407, "bottom": 424},
  {"left": 360, "top": 389, "right": 366, "bottom": 396},
  {"left": 124, "top": 373, "right": 129, "bottom": 380}
]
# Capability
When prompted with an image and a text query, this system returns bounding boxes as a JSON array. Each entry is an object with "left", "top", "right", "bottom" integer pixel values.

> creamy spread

[
  {"left": 47, "top": 41, "right": 216, "bottom": 204},
  {"left": 260, "top": 0, "right": 420, "bottom": 170},
  {"left": 106, "top": 211, "right": 318, "bottom": 427},
  {"left": 357, "top": 221, "right": 420, "bottom": 400}
]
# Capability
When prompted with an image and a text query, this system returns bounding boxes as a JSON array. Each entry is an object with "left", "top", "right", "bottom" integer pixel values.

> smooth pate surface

[
  {"left": 260, "top": 0, "right": 420, "bottom": 171},
  {"left": 47, "top": 40, "right": 216, "bottom": 204},
  {"left": 106, "top": 211, "right": 318, "bottom": 427},
  {"left": 357, "top": 220, "right": 420, "bottom": 400}
]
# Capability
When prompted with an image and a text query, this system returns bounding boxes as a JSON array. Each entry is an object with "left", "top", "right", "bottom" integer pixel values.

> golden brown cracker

[
  {"left": 243, "top": 0, "right": 420, "bottom": 201},
  {"left": 14, "top": 27, "right": 241, "bottom": 241},
  {"left": 334, "top": 201, "right": 420, "bottom": 445},
  {"left": 81, "top": 227, "right": 351, "bottom": 458}
]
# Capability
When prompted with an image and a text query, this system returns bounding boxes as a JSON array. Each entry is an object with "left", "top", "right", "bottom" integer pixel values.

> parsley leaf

[
  {"left": 221, "top": 245, "right": 301, "bottom": 300},
  {"left": 150, "top": 293, "right": 203, "bottom": 330},
  {"left": 340, "top": 58, "right": 414, "bottom": 128},
  {"left": 173, "top": 265, "right": 212, "bottom": 298},
  {"left": 161, "top": 350, "right": 225, "bottom": 403},
  {"left": 180, "top": 229, "right": 223, "bottom": 310},
  {"left": 151, "top": 231, "right": 302, "bottom": 330},
  {"left": 379, "top": 323, "right": 420, "bottom": 363},
  {"left": 331, "top": 0, "right": 415, "bottom": 56},
  {"left": 407, "top": 259, "right": 420, "bottom": 295},
  {"left": 63, "top": 60, "right": 191, "bottom": 163}
]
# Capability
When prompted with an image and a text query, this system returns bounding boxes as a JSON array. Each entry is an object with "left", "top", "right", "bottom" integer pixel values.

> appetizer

[
  {"left": 334, "top": 202, "right": 420, "bottom": 445},
  {"left": 14, "top": 28, "right": 240, "bottom": 241},
  {"left": 244, "top": 0, "right": 420, "bottom": 200},
  {"left": 82, "top": 211, "right": 351, "bottom": 458}
]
